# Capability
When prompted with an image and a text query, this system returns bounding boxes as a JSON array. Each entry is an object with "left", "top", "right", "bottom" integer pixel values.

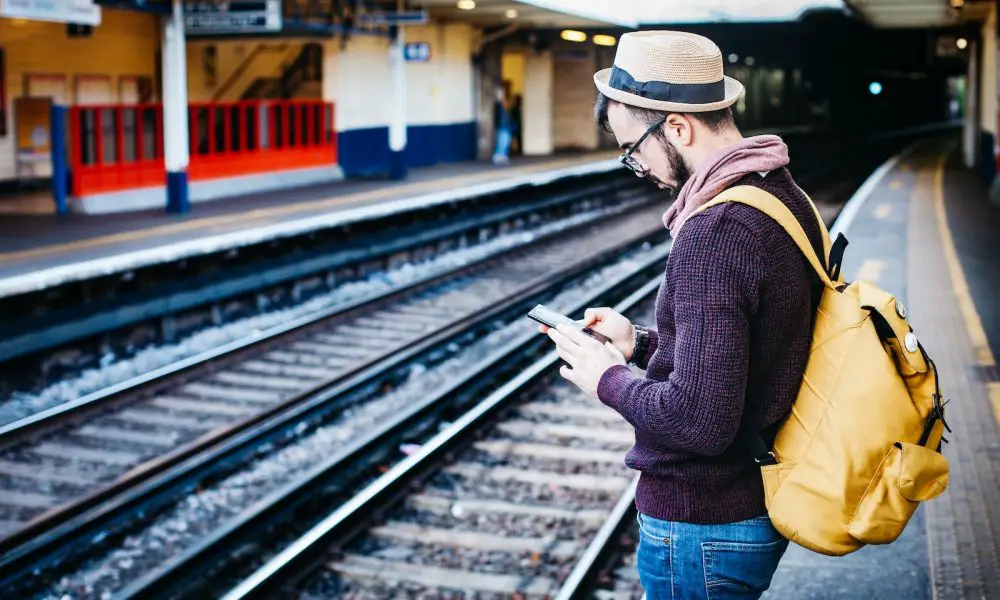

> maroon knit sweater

[{"left": 597, "top": 167, "right": 824, "bottom": 524}]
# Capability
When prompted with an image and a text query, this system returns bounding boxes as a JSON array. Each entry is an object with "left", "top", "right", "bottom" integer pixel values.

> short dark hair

[{"left": 594, "top": 91, "right": 735, "bottom": 137}]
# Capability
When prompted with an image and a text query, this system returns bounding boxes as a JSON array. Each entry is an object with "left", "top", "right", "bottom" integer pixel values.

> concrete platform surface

[{"left": 0, "top": 151, "right": 618, "bottom": 299}]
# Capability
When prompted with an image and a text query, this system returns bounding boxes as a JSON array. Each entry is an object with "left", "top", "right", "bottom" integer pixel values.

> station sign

[
  {"left": 0, "top": 0, "right": 101, "bottom": 25},
  {"left": 184, "top": 0, "right": 282, "bottom": 34},
  {"left": 358, "top": 9, "right": 427, "bottom": 26},
  {"left": 404, "top": 42, "right": 431, "bottom": 62}
]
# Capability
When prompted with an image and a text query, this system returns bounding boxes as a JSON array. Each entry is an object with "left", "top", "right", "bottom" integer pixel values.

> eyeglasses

[{"left": 619, "top": 116, "right": 666, "bottom": 174}]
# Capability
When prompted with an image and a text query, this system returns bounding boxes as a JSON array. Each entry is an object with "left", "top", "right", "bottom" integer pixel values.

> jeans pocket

[
  {"left": 637, "top": 513, "right": 672, "bottom": 546},
  {"left": 701, "top": 538, "right": 788, "bottom": 599}
]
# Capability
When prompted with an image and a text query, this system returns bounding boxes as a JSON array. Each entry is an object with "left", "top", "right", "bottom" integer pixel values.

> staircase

[{"left": 242, "top": 43, "right": 323, "bottom": 100}]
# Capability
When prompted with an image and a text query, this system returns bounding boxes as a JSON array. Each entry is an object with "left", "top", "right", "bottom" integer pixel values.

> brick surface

[{"left": 908, "top": 140, "right": 1000, "bottom": 600}]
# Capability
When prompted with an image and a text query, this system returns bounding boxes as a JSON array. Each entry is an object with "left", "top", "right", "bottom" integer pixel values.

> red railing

[
  {"left": 70, "top": 100, "right": 336, "bottom": 197},
  {"left": 70, "top": 104, "right": 165, "bottom": 197}
]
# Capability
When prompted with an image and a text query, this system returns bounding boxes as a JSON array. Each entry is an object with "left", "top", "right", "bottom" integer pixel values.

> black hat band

[{"left": 609, "top": 66, "right": 725, "bottom": 104}]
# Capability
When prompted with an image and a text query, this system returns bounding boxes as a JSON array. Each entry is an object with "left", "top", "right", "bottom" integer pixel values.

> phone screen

[{"left": 528, "top": 304, "right": 612, "bottom": 345}]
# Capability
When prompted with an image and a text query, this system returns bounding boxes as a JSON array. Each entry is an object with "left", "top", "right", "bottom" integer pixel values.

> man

[
  {"left": 541, "top": 31, "right": 825, "bottom": 598},
  {"left": 493, "top": 85, "right": 513, "bottom": 165}
]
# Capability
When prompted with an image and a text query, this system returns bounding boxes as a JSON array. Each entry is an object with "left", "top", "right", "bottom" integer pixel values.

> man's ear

[{"left": 664, "top": 113, "right": 694, "bottom": 147}]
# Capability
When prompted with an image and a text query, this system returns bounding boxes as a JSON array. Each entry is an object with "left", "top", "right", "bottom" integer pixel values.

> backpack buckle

[{"left": 755, "top": 452, "right": 778, "bottom": 466}]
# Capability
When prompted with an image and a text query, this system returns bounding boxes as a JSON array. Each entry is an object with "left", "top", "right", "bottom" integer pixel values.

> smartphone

[{"left": 527, "top": 304, "right": 613, "bottom": 345}]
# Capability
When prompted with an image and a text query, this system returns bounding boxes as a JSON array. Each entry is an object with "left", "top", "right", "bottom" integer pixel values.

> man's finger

[
  {"left": 548, "top": 331, "right": 584, "bottom": 365},
  {"left": 559, "top": 364, "right": 580, "bottom": 386},
  {"left": 582, "top": 307, "right": 605, "bottom": 327},
  {"left": 547, "top": 326, "right": 580, "bottom": 349},
  {"left": 557, "top": 324, "right": 600, "bottom": 347},
  {"left": 554, "top": 344, "right": 578, "bottom": 368}
]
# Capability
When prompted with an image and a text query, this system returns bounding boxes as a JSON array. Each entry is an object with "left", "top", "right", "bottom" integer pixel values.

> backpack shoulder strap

[
  {"left": 693, "top": 185, "right": 837, "bottom": 290},
  {"left": 800, "top": 187, "right": 834, "bottom": 267}
]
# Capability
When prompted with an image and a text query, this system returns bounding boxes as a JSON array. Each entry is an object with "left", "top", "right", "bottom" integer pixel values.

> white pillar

[
  {"left": 964, "top": 38, "right": 980, "bottom": 170},
  {"left": 163, "top": 0, "right": 190, "bottom": 212},
  {"left": 388, "top": 26, "right": 408, "bottom": 180},
  {"left": 523, "top": 50, "right": 553, "bottom": 156}
]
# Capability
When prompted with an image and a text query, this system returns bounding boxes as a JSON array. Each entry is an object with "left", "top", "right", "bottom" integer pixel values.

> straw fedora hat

[{"left": 594, "top": 31, "right": 744, "bottom": 113}]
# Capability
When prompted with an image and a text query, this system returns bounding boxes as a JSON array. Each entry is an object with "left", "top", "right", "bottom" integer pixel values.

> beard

[{"left": 647, "top": 136, "right": 691, "bottom": 197}]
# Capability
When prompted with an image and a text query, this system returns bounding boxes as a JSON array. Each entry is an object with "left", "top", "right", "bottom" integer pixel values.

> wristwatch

[{"left": 628, "top": 325, "right": 650, "bottom": 366}]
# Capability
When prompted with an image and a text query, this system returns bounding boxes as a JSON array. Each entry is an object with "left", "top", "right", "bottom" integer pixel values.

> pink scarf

[{"left": 662, "top": 135, "right": 790, "bottom": 237}]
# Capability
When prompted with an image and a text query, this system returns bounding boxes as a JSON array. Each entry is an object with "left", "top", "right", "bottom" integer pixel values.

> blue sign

[{"left": 404, "top": 42, "right": 431, "bottom": 62}]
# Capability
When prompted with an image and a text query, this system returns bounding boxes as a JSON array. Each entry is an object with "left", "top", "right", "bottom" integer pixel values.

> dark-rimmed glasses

[{"left": 619, "top": 116, "right": 666, "bottom": 174}]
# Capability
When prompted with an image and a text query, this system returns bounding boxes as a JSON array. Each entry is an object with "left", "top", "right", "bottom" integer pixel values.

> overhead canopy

[
  {"left": 413, "top": 0, "right": 632, "bottom": 28},
  {"left": 414, "top": 0, "right": 847, "bottom": 29},
  {"left": 524, "top": 0, "right": 847, "bottom": 26},
  {"left": 844, "top": 0, "right": 994, "bottom": 28}
]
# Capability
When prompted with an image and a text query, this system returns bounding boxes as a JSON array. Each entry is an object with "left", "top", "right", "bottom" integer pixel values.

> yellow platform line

[
  {"left": 0, "top": 154, "right": 604, "bottom": 265},
  {"left": 933, "top": 153, "right": 996, "bottom": 367},
  {"left": 989, "top": 383, "right": 1000, "bottom": 430}
]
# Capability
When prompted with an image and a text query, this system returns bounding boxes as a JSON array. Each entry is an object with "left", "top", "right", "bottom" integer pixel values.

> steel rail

[
  {"left": 216, "top": 272, "right": 666, "bottom": 600},
  {"left": 113, "top": 251, "right": 673, "bottom": 600}
]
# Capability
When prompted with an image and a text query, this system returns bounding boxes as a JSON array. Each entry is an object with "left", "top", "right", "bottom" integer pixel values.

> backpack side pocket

[{"left": 848, "top": 442, "right": 949, "bottom": 544}]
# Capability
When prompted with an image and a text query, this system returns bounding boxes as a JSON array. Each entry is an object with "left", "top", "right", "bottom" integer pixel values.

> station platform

[
  {"left": 0, "top": 150, "right": 617, "bottom": 299},
  {"left": 763, "top": 133, "right": 1000, "bottom": 599}
]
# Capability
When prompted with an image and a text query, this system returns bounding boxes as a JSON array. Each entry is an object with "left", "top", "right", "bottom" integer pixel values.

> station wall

[
  {"left": 0, "top": 9, "right": 159, "bottom": 183},
  {"left": 324, "top": 22, "right": 476, "bottom": 177}
]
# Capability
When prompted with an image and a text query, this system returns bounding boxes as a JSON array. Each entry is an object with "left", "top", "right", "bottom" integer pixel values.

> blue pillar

[
  {"left": 49, "top": 104, "right": 68, "bottom": 215},
  {"left": 166, "top": 171, "right": 190, "bottom": 213},
  {"left": 163, "top": 0, "right": 191, "bottom": 213}
]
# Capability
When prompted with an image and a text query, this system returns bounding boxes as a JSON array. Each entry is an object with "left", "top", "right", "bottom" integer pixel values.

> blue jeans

[
  {"left": 636, "top": 512, "right": 789, "bottom": 600},
  {"left": 493, "top": 127, "right": 511, "bottom": 162}
]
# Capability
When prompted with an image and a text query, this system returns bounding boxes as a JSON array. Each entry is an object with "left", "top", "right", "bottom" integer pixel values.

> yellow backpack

[{"left": 694, "top": 185, "right": 951, "bottom": 556}]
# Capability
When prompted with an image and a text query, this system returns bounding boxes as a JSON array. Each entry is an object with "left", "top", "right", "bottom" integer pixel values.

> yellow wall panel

[{"left": 0, "top": 9, "right": 159, "bottom": 181}]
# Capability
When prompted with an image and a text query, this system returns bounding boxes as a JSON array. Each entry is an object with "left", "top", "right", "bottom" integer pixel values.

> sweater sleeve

[{"left": 596, "top": 209, "right": 764, "bottom": 456}]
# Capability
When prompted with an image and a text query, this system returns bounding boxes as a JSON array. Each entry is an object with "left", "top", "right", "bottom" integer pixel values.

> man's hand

[
  {"left": 547, "top": 325, "right": 627, "bottom": 397},
  {"left": 537, "top": 307, "right": 635, "bottom": 361}
]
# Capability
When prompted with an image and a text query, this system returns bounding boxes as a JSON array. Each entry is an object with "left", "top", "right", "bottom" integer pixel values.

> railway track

[
  {"left": 214, "top": 278, "right": 662, "bottom": 600},
  {"left": 0, "top": 193, "right": 672, "bottom": 598}
]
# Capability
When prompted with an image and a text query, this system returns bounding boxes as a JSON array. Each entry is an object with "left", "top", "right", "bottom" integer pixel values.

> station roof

[
  {"left": 844, "top": 0, "right": 994, "bottom": 28},
  {"left": 415, "top": 0, "right": 848, "bottom": 29},
  {"left": 413, "top": 0, "right": 633, "bottom": 28}
]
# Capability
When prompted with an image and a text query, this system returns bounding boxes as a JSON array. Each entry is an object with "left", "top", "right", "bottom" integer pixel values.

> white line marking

[{"left": 855, "top": 259, "right": 887, "bottom": 283}]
